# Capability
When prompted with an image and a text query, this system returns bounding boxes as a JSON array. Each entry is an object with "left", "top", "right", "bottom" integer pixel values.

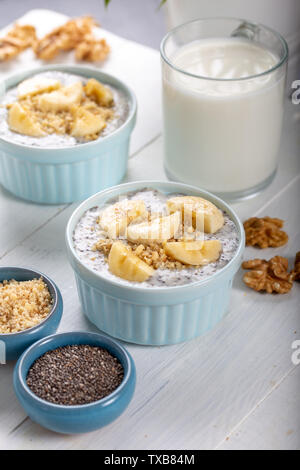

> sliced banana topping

[
  {"left": 70, "top": 105, "right": 106, "bottom": 138},
  {"left": 127, "top": 211, "right": 181, "bottom": 243},
  {"left": 108, "top": 241, "right": 154, "bottom": 282},
  {"left": 17, "top": 76, "right": 61, "bottom": 99},
  {"left": 167, "top": 196, "right": 224, "bottom": 234},
  {"left": 8, "top": 102, "right": 45, "bottom": 137},
  {"left": 37, "top": 81, "right": 83, "bottom": 112},
  {"left": 84, "top": 79, "right": 114, "bottom": 107},
  {"left": 100, "top": 199, "right": 147, "bottom": 239},
  {"left": 164, "top": 240, "right": 222, "bottom": 266}
]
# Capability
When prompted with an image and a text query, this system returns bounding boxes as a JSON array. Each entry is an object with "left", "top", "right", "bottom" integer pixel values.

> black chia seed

[{"left": 26, "top": 344, "right": 124, "bottom": 406}]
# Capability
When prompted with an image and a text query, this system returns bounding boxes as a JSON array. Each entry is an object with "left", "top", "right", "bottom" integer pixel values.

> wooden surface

[{"left": 0, "top": 10, "right": 299, "bottom": 450}]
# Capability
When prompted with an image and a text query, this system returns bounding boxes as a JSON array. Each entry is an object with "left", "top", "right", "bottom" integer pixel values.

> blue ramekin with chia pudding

[
  {"left": 0, "top": 65, "right": 136, "bottom": 204},
  {"left": 66, "top": 181, "right": 245, "bottom": 345}
]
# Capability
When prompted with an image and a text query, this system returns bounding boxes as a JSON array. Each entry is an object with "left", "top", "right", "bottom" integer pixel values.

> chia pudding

[
  {"left": 0, "top": 71, "right": 129, "bottom": 147},
  {"left": 73, "top": 189, "right": 240, "bottom": 288}
]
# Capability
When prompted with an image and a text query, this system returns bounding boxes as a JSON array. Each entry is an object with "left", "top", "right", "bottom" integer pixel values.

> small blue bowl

[
  {"left": 13, "top": 331, "right": 136, "bottom": 434},
  {"left": 0, "top": 267, "right": 63, "bottom": 361},
  {"left": 0, "top": 65, "right": 137, "bottom": 204}
]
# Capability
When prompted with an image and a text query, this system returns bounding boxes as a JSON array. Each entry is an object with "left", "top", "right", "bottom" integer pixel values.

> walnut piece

[
  {"left": 242, "top": 256, "right": 294, "bottom": 294},
  {"left": 291, "top": 251, "right": 300, "bottom": 282},
  {"left": 34, "top": 16, "right": 98, "bottom": 60},
  {"left": 0, "top": 17, "right": 110, "bottom": 63},
  {"left": 244, "top": 216, "right": 288, "bottom": 249},
  {"left": 93, "top": 238, "right": 190, "bottom": 271},
  {"left": 0, "top": 24, "right": 36, "bottom": 62},
  {"left": 75, "top": 35, "right": 110, "bottom": 62}
]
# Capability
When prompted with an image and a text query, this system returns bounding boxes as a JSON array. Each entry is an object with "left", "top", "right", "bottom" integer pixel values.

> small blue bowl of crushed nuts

[
  {"left": 13, "top": 331, "right": 136, "bottom": 434},
  {"left": 0, "top": 267, "right": 63, "bottom": 361}
]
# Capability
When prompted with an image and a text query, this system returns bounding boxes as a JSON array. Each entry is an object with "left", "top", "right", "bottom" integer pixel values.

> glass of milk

[{"left": 161, "top": 18, "right": 288, "bottom": 200}]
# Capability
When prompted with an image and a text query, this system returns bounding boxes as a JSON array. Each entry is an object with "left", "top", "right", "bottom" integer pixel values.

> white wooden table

[{"left": 0, "top": 10, "right": 299, "bottom": 451}]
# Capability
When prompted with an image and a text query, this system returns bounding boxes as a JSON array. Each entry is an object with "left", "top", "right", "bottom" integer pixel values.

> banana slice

[
  {"left": 127, "top": 211, "right": 181, "bottom": 243},
  {"left": 84, "top": 79, "right": 114, "bottom": 107},
  {"left": 164, "top": 240, "right": 221, "bottom": 266},
  {"left": 100, "top": 199, "right": 147, "bottom": 239},
  {"left": 108, "top": 241, "right": 154, "bottom": 282},
  {"left": 70, "top": 106, "right": 106, "bottom": 138},
  {"left": 8, "top": 102, "right": 45, "bottom": 137},
  {"left": 17, "top": 76, "right": 61, "bottom": 99},
  {"left": 167, "top": 196, "right": 224, "bottom": 234},
  {"left": 37, "top": 82, "right": 83, "bottom": 112}
]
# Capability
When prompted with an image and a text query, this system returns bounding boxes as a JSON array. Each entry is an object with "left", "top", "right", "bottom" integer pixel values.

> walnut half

[
  {"left": 75, "top": 35, "right": 110, "bottom": 62},
  {"left": 291, "top": 252, "right": 300, "bottom": 282},
  {"left": 34, "top": 16, "right": 98, "bottom": 60},
  {"left": 0, "top": 24, "right": 36, "bottom": 62},
  {"left": 242, "top": 256, "right": 294, "bottom": 294},
  {"left": 243, "top": 216, "right": 288, "bottom": 249}
]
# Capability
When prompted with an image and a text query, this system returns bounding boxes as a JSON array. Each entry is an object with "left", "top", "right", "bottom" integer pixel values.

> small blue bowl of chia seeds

[{"left": 13, "top": 331, "right": 136, "bottom": 434}]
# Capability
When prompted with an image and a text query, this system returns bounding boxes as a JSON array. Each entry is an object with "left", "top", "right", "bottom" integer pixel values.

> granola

[{"left": 243, "top": 216, "right": 288, "bottom": 249}]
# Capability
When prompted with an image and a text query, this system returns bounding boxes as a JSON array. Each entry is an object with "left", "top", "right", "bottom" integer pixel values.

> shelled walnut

[
  {"left": 242, "top": 256, "right": 294, "bottom": 294},
  {"left": 34, "top": 16, "right": 97, "bottom": 60},
  {"left": 243, "top": 216, "right": 288, "bottom": 249},
  {"left": 75, "top": 35, "right": 110, "bottom": 62},
  {"left": 0, "top": 24, "right": 36, "bottom": 62},
  {"left": 292, "top": 252, "right": 300, "bottom": 282},
  {"left": 34, "top": 16, "right": 110, "bottom": 63}
]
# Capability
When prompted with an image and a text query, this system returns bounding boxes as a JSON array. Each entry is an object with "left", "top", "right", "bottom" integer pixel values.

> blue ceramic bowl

[
  {"left": 0, "top": 65, "right": 137, "bottom": 204},
  {"left": 66, "top": 180, "right": 245, "bottom": 346},
  {"left": 0, "top": 267, "right": 63, "bottom": 361},
  {"left": 13, "top": 331, "right": 136, "bottom": 434}
]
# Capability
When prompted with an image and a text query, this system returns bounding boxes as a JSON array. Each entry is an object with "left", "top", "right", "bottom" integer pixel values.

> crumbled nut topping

[
  {"left": 7, "top": 78, "right": 114, "bottom": 142},
  {"left": 93, "top": 236, "right": 199, "bottom": 270},
  {"left": 244, "top": 216, "right": 288, "bottom": 249},
  {"left": 0, "top": 278, "right": 53, "bottom": 333},
  {"left": 242, "top": 256, "right": 294, "bottom": 294}
]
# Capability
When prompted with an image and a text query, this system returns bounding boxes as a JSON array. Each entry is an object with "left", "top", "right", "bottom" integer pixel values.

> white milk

[{"left": 162, "top": 38, "right": 285, "bottom": 195}]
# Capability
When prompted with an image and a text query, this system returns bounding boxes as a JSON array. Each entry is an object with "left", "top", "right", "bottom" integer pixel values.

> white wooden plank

[
  {"left": 0, "top": 186, "right": 68, "bottom": 259},
  {"left": 0, "top": 9, "right": 162, "bottom": 156},
  {"left": 0, "top": 167, "right": 299, "bottom": 450},
  {"left": 217, "top": 366, "right": 300, "bottom": 450}
]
